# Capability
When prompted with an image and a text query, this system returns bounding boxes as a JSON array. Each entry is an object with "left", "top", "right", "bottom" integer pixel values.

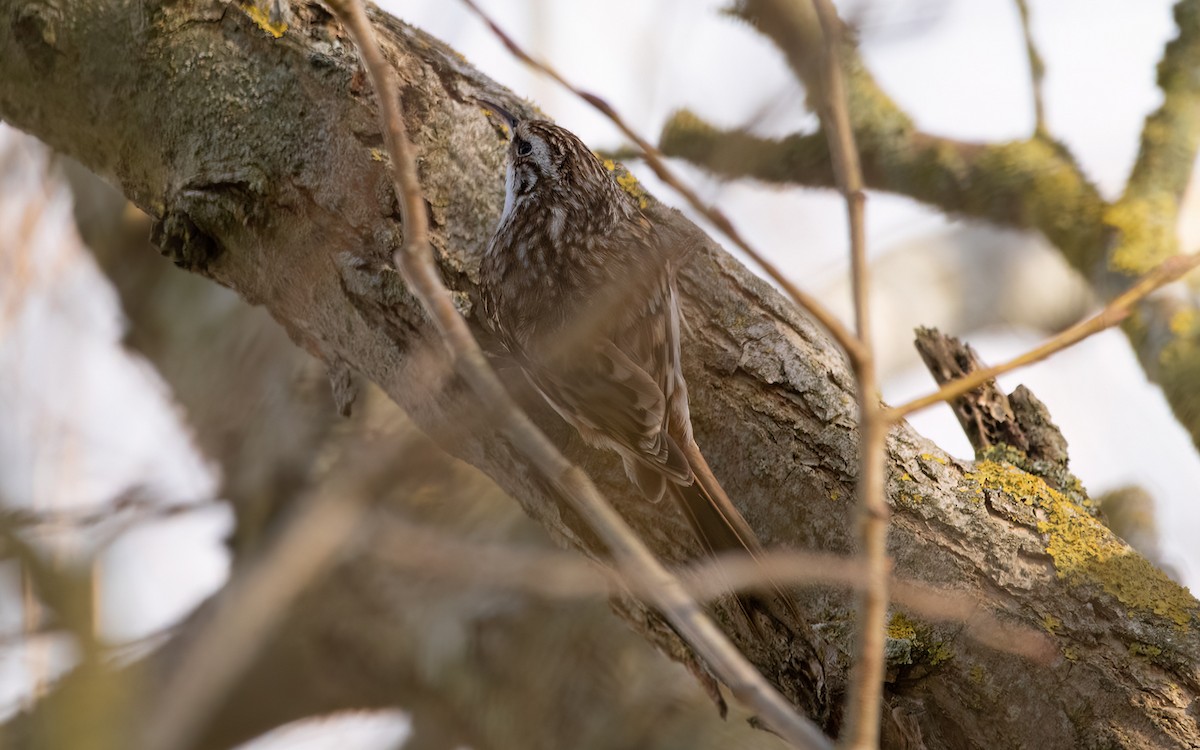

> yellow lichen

[
  {"left": 927, "top": 641, "right": 955, "bottom": 666},
  {"left": 886, "top": 612, "right": 954, "bottom": 667},
  {"left": 1104, "top": 194, "right": 1178, "bottom": 275},
  {"left": 1158, "top": 330, "right": 1200, "bottom": 375},
  {"left": 969, "top": 665, "right": 987, "bottom": 685},
  {"left": 977, "top": 139, "right": 1101, "bottom": 243},
  {"left": 887, "top": 612, "right": 917, "bottom": 640},
  {"left": 483, "top": 109, "right": 512, "bottom": 138},
  {"left": 1168, "top": 308, "right": 1199, "bottom": 337},
  {"left": 972, "top": 460, "right": 1196, "bottom": 628},
  {"left": 1042, "top": 614, "right": 1061, "bottom": 634},
  {"left": 602, "top": 158, "right": 649, "bottom": 209},
  {"left": 1158, "top": 310, "right": 1200, "bottom": 385},
  {"left": 1129, "top": 642, "right": 1162, "bottom": 658},
  {"left": 919, "top": 452, "right": 948, "bottom": 465},
  {"left": 241, "top": 3, "right": 287, "bottom": 38}
]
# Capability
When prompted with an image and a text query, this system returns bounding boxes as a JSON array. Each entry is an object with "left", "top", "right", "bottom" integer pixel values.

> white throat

[{"left": 499, "top": 160, "right": 517, "bottom": 224}]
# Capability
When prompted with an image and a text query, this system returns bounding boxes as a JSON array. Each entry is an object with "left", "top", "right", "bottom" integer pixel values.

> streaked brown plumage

[{"left": 478, "top": 105, "right": 784, "bottom": 629}]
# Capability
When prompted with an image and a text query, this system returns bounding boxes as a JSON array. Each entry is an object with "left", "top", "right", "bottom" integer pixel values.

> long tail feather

[
  {"left": 668, "top": 478, "right": 767, "bottom": 638},
  {"left": 672, "top": 442, "right": 806, "bottom": 628}
]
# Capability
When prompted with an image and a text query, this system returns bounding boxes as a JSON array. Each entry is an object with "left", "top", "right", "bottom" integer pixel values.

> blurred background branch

[{"left": 663, "top": 0, "right": 1200, "bottom": 453}]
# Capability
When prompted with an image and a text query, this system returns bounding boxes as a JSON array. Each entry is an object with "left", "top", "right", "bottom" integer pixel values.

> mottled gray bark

[{"left": 1, "top": 1, "right": 1197, "bottom": 748}]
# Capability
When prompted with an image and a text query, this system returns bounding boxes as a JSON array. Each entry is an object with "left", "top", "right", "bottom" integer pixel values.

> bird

[{"left": 476, "top": 101, "right": 791, "bottom": 633}]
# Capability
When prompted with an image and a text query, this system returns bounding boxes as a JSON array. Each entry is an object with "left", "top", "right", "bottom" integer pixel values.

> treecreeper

[{"left": 476, "top": 102, "right": 805, "bottom": 642}]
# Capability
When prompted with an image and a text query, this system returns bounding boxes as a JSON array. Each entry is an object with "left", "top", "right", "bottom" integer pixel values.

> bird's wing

[{"left": 528, "top": 337, "right": 692, "bottom": 487}]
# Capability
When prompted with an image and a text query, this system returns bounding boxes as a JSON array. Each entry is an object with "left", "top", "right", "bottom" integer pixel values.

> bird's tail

[
  {"left": 666, "top": 446, "right": 804, "bottom": 636},
  {"left": 668, "top": 478, "right": 767, "bottom": 637}
]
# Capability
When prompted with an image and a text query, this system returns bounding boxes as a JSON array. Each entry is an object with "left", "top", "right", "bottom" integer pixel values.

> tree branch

[
  {"left": 1107, "top": 1, "right": 1200, "bottom": 275},
  {"left": 670, "top": 0, "right": 1200, "bottom": 456},
  {"left": 1, "top": 1, "right": 1197, "bottom": 747},
  {"left": 1013, "top": 0, "right": 1047, "bottom": 137}
]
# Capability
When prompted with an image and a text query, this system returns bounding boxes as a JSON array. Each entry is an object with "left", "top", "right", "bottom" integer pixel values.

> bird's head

[{"left": 481, "top": 101, "right": 614, "bottom": 221}]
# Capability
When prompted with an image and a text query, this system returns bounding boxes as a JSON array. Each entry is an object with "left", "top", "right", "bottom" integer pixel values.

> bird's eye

[{"left": 515, "top": 138, "right": 533, "bottom": 156}]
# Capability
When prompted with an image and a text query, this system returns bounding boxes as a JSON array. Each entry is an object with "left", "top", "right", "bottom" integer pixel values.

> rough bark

[{"left": 1, "top": 1, "right": 1197, "bottom": 748}]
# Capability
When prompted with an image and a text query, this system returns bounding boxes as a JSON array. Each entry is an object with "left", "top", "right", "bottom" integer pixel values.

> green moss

[
  {"left": 972, "top": 460, "right": 1196, "bottom": 628},
  {"left": 1124, "top": 309, "right": 1200, "bottom": 449},
  {"left": 968, "top": 139, "right": 1105, "bottom": 262}
]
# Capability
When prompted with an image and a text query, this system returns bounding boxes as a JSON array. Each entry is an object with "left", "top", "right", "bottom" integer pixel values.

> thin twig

[
  {"left": 324, "top": 2, "right": 831, "bottom": 748},
  {"left": 806, "top": 2, "right": 889, "bottom": 748},
  {"left": 459, "top": 0, "right": 866, "bottom": 366},
  {"left": 1014, "top": 0, "right": 1047, "bottom": 137},
  {"left": 372, "top": 517, "right": 1055, "bottom": 661},
  {"left": 0, "top": 496, "right": 219, "bottom": 530},
  {"left": 20, "top": 568, "right": 45, "bottom": 707},
  {"left": 886, "top": 252, "right": 1200, "bottom": 422}
]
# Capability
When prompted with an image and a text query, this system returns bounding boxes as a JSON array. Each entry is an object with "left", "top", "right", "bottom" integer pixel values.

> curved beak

[{"left": 476, "top": 98, "right": 520, "bottom": 131}]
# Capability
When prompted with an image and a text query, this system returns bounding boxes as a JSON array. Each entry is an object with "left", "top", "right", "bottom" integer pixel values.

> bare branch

[
  {"left": 1014, "top": 0, "right": 1047, "bottom": 137},
  {"left": 371, "top": 517, "right": 1055, "bottom": 662},
  {"left": 679, "top": 0, "right": 1200, "bottom": 454},
  {"left": 0, "top": 495, "right": 219, "bottom": 531},
  {"left": 804, "top": 1, "right": 888, "bottom": 746},
  {"left": 658, "top": 112, "right": 1104, "bottom": 267},
  {"left": 1107, "top": 0, "right": 1200, "bottom": 275},
  {"left": 713, "top": 0, "right": 1107, "bottom": 275}
]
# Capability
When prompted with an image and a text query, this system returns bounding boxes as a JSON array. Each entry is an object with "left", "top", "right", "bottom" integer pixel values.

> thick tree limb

[{"left": 1, "top": 1, "right": 1198, "bottom": 748}]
